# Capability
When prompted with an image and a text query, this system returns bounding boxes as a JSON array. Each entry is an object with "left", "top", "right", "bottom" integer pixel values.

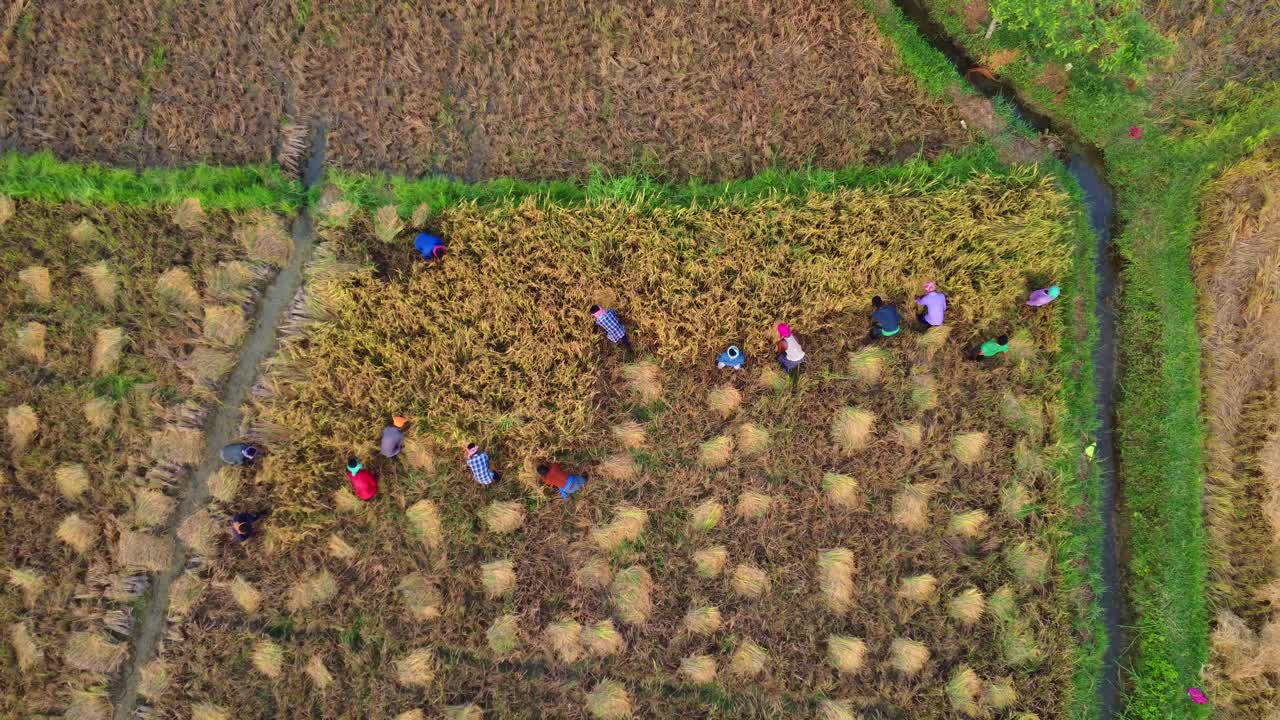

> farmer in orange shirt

[{"left": 536, "top": 463, "right": 587, "bottom": 499}]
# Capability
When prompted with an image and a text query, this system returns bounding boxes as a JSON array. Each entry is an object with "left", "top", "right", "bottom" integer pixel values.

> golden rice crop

[
  {"left": 612, "top": 420, "right": 647, "bottom": 449},
  {"left": 327, "top": 534, "right": 357, "bottom": 560},
  {"left": 736, "top": 491, "right": 772, "bottom": 519},
  {"left": 396, "top": 710, "right": 424, "bottom": 720},
  {"left": 889, "top": 637, "right": 930, "bottom": 675},
  {"left": 848, "top": 346, "right": 889, "bottom": 385},
  {"left": 321, "top": 199, "right": 357, "bottom": 229},
  {"left": 396, "top": 648, "right": 435, "bottom": 687},
  {"left": 208, "top": 467, "right": 240, "bottom": 504},
  {"left": 584, "top": 619, "right": 625, "bottom": 657},
  {"left": 1001, "top": 391, "right": 1044, "bottom": 435},
  {"left": 332, "top": 487, "right": 366, "bottom": 514},
  {"left": 138, "top": 659, "right": 169, "bottom": 700},
  {"left": 228, "top": 575, "right": 261, "bottom": 613},
  {"left": 374, "top": 205, "right": 405, "bottom": 243},
  {"left": 683, "top": 605, "right": 722, "bottom": 634},
  {"left": 397, "top": 574, "right": 443, "bottom": 620},
  {"left": 252, "top": 639, "right": 284, "bottom": 679},
  {"left": 486, "top": 614, "right": 520, "bottom": 656},
  {"left": 203, "top": 305, "right": 247, "bottom": 346},
  {"left": 693, "top": 546, "right": 728, "bottom": 578},
  {"left": 598, "top": 453, "right": 640, "bottom": 482},
  {"left": 191, "top": 703, "right": 230, "bottom": 720},
  {"left": 156, "top": 267, "right": 201, "bottom": 311},
  {"left": 177, "top": 508, "right": 218, "bottom": 557},
  {"left": 911, "top": 373, "right": 938, "bottom": 411},
  {"left": 8, "top": 568, "right": 45, "bottom": 607},
  {"left": 1001, "top": 619, "right": 1044, "bottom": 668},
  {"left": 985, "top": 678, "right": 1018, "bottom": 709},
  {"left": 305, "top": 654, "right": 333, "bottom": 690},
  {"left": 689, "top": 500, "right": 723, "bottom": 531},
  {"left": 817, "top": 549, "right": 855, "bottom": 613},
  {"left": 623, "top": 362, "right": 663, "bottom": 403},
  {"left": 117, "top": 529, "right": 174, "bottom": 572},
  {"left": 946, "top": 665, "right": 982, "bottom": 716},
  {"left": 406, "top": 499, "right": 443, "bottom": 549},
  {"left": 1014, "top": 439, "right": 1046, "bottom": 477},
  {"left": 827, "top": 635, "right": 867, "bottom": 674},
  {"left": 591, "top": 505, "right": 647, "bottom": 551},
  {"left": 611, "top": 565, "right": 653, "bottom": 625},
  {"left": 1008, "top": 328, "right": 1036, "bottom": 363},
  {"left": 680, "top": 654, "right": 717, "bottom": 684},
  {"left": 1001, "top": 481, "right": 1034, "bottom": 517},
  {"left": 586, "top": 679, "right": 632, "bottom": 719},
  {"left": 731, "top": 564, "right": 770, "bottom": 598},
  {"left": 57, "top": 513, "right": 95, "bottom": 553},
  {"left": 482, "top": 500, "right": 526, "bottom": 534},
  {"left": 949, "top": 509, "right": 989, "bottom": 538},
  {"left": 6, "top": 404, "right": 37, "bottom": 452},
  {"left": 64, "top": 631, "right": 126, "bottom": 673},
  {"left": 82, "top": 397, "right": 114, "bottom": 431},
  {"left": 1006, "top": 541, "right": 1050, "bottom": 586},
  {"left": 65, "top": 689, "right": 111, "bottom": 720},
  {"left": 817, "top": 699, "right": 858, "bottom": 720},
  {"left": 286, "top": 569, "right": 337, "bottom": 613},
  {"left": 18, "top": 265, "right": 51, "bottom": 304},
  {"left": 169, "top": 571, "right": 207, "bottom": 619},
  {"left": 736, "top": 423, "right": 770, "bottom": 456},
  {"left": 893, "top": 421, "right": 923, "bottom": 449},
  {"left": 544, "top": 618, "right": 584, "bottom": 663},
  {"left": 236, "top": 213, "right": 293, "bottom": 266},
  {"left": 698, "top": 435, "right": 734, "bottom": 468},
  {"left": 481, "top": 559, "right": 517, "bottom": 599},
  {"left": 917, "top": 324, "right": 953, "bottom": 359},
  {"left": 16, "top": 321, "right": 45, "bottom": 363},
  {"left": 443, "top": 705, "right": 484, "bottom": 720},
  {"left": 149, "top": 425, "right": 205, "bottom": 465},
  {"left": 0, "top": 195, "right": 12, "bottom": 225},
  {"left": 897, "top": 574, "right": 938, "bottom": 603},
  {"left": 707, "top": 384, "right": 742, "bottom": 417},
  {"left": 91, "top": 326, "right": 125, "bottom": 374},
  {"left": 831, "top": 407, "right": 875, "bottom": 454},
  {"left": 9, "top": 622, "right": 40, "bottom": 670},
  {"left": 81, "top": 261, "right": 118, "bottom": 306},
  {"left": 948, "top": 587, "right": 986, "bottom": 625},
  {"left": 575, "top": 557, "right": 613, "bottom": 590},
  {"left": 172, "top": 197, "right": 205, "bottom": 230},
  {"left": 69, "top": 217, "right": 100, "bottom": 243},
  {"left": 204, "top": 261, "right": 259, "bottom": 304},
  {"left": 891, "top": 484, "right": 931, "bottom": 531},
  {"left": 823, "top": 472, "right": 859, "bottom": 509},
  {"left": 952, "top": 431, "right": 989, "bottom": 465},
  {"left": 730, "top": 640, "right": 768, "bottom": 678},
  {"left": 55, "top": 463, "right": 90, "bottom": 500},
  {"left": 758, "top": 366, "right": 788, "bottom": 391},
  {"left": 989, "top": 585, "right": 1018, "bottom": 623},
  {"left": 410, "top": 203, "right": 431, "bottom": 228}
]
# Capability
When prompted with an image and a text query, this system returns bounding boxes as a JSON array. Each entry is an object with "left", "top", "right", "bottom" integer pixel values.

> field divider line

[{"left": 110, "top": 125, "right": 327, "bottom": 720}]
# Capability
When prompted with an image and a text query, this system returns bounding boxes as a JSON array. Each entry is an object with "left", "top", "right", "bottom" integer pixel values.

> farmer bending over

[
  {"left": 466, "top": 443, "right": 500, "bottom": 486},
  {"left": 220, "top": 442, "right": 259, "bottom": 466},
  {"left": 869, "top": 296, "right": 901, "bottom": 340},
  {"left": 380, "top": 416, "right": 408, "bottom": 458},
  {"left": 537, "top": 463, "right": 588, "bottom": 499},
  {"left": 229, "top": 511, "right": 262, "bottom": 542},
  {"left": 590, "top": 305, "right": 633, "bottom": 354},
  {"left": 968, "top": 335, "right": 1010, "bottom": 361},
  {"left": 414, "top": 232, "right": 446, "bottom": 262},
  {"left": 775, "top": 323, "right": 806, "bottom": 373},
  {"left": 1026, "top": 285, "right": 1060, "bottom": 307},
  {"left": 345, "top": 457, "right": 378, "bottom": 501},
  {"left": 915, "top": 282, "right": 947, "bottom": 329},
  {"left": 717, "top": 345, "right": 745, "bottom": 370}
]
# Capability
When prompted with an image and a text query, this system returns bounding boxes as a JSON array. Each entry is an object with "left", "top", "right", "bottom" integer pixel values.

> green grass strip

[{"left": 0, "top": 151, "right": 303, "bottom": 211}]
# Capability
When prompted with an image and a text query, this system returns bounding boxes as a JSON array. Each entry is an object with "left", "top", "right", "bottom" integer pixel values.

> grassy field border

[
  {"left": 0, "top": 151, "right": 304, "bottom": 211},
  {"left": 878, "top": 1, "right": 1280, "bottom": 716}
]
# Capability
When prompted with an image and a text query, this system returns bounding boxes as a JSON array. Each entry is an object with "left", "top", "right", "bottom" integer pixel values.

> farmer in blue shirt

[
  {"left": 414, "top": 232, "right": 446, "bottom": 262},
  {"left": 868, "top": 296, "right": 901, "bottom": 340},
  {"left": 590, "top": 305, "right": 633, "bottom": 354},
  {"left": 717, "top": 345, "right": 745, "bottom": 370}
]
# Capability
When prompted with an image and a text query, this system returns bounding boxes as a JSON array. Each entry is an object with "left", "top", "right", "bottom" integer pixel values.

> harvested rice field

[
  {"left": 144, "top": 166, "right": 1099, "bottom": 719},
  {"left": 0, "top": 194, "right": 294, "bottom": 718},
  {"left": 0, "top": 0, "right": 970, "bottom": 179}
]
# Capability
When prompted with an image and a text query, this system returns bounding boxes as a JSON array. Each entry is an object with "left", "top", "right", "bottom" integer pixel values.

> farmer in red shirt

[
  {"left": 536, "top": 463, "right": 587, "bottom": 500},
  {"left": 345, "top": 457, "right": 378, "bottom": 501}
]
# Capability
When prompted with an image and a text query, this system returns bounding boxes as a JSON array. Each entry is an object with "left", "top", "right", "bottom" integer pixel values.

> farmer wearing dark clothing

[
  {"left": 414, "top": 232, "right": 446, "bottom": 261},
  {"left": 345, "top": 457, "right": 378, "bottom": 501},
  {"left": 869, "top": 296, "right": 901, "bottom": 340},
  {"left": 537, "top": 463, "right": 587, "bottom": 500},
  {"left": 590, "top": 305, "right": 633, "bottom": 353},
  {"left": 380, "top": 416, "right": 407, "bottom": 458},
  {"left": 967, "top": 335, "right": 1010, "bottom": 361},
  {"left": 466, "top": 443, "right": 499, "bottom": 486},
  {"left": 220, "top": 443, "right": 259, "bottom": 466},
  {"left": 229, "top": 512, "right": 260, "bottom": 542}
]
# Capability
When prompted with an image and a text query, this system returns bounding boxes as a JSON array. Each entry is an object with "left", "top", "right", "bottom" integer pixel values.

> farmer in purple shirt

[{"left": 915, "top": 281, "right": 947, "bottom": 329}]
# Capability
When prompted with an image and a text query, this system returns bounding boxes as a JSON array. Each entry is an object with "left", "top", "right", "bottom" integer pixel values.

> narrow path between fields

[
  {"left": 110, "top": 125, "right": 327, "bottom": 720},
  {"left": 887, "top": 1, "right": 1126, "bottom": 718}
]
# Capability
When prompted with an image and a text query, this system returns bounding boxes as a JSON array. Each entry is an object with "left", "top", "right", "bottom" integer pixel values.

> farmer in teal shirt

[
  {"left": 968, "top": 334, "right": 1009, "bottom": 361},
  {"left": 868, "top": 296, "right": 901, "bottom": 340}
]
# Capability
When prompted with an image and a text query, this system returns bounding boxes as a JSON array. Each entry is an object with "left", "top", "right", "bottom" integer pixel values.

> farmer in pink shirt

[{"left": 915, "top": 281, "right": 947, "bottom": 329}]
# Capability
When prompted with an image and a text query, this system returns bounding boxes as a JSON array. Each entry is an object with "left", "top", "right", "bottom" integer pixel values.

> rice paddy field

[
  {"left": 0, "top": 0, "right": 972, "bottom": 179},
  {"left": 135, "top": 164, "right": 1101, "bottom": 719},
  {"left": 0, "top": 183, "right": 297, "bottom": 718}
]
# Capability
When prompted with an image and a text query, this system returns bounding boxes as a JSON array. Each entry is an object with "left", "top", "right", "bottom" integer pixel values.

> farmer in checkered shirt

[
  {"left": 590, "top": 304, "right": 633, "bottom": 354},
  {"left": 465, "top": 443, "right": 500, "bottom": 486}
]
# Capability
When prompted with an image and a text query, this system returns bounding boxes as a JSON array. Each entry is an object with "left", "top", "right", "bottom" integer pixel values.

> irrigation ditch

[
  {"left": 889, "top": 1, "right": 1126, "bottom": 717},
  {"left": 109, "top": 125, "right": 328, "bottom": 720}
]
